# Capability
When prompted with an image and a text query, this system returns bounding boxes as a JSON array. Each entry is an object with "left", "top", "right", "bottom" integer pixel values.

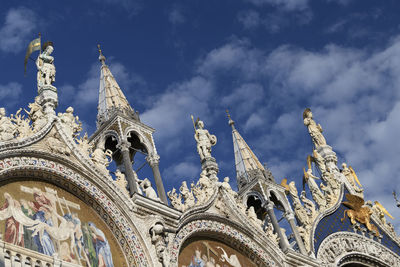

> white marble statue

[
  {"left": 288, "top": 181, "right": 310, "bottom": 226},
  {"left": 303, "top": 108, "right": 327, "bottom": 148},
  {"left": 26, "top": 96, "right": 47, "bottom": 132},
  {"left": 58, "top": 107, "right": 82, "bottom": 138},
  {"left": 91, "top": 145, "right": 112, "bottom": 175},
  {"left": 0, "top": 108, "right": 17, "bottom": 141},
  {"left": 115, "top": 169, "right": 129, "bottom": 196},
  {"left": 180, "top": 181, "right": 195, "bottom": 211},
  {"left": 11, "top": 108, "right": 32, "bottom": 139},
  {"left": 140, "top": 178, "right": 159, "bottom": 201},
  {"left": 36, "top": 42, "right": 55, "bottom": 87},
  {"left": 168, "top": 188, "right": 183, "bottom": 211},
  {"left": 77, "top": 133, "right": 92, "bottom": 157},
  {"left": 341, "top": 163, "right": 363, "bottom": 194},
  {"left": 133, "top": 170, "right": 143, "bottom": 195},
  {"left": 220, "top": 177, "right": 237, "bottom": 199},
  {"left": 247, "top": 206, "right": 263, "bottom": 229},
  {"left": 194, "top": 120, "right": 217, "bottom": 161},
  {"left": 303, "top": 168, "right": 326, "bottom": 209}
]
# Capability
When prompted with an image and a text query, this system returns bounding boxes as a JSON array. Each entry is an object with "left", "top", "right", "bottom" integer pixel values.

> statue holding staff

[
  {"left": 36, "top": 41, "right": 56, "bottom": 88},
  {"left": 191, "top": 115, "right": 217, "bottom": 161}
]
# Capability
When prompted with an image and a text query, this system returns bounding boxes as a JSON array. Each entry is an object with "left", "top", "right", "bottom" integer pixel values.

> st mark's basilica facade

[{"left": 0, "top": 42, "right": 398, "bottom": 267}]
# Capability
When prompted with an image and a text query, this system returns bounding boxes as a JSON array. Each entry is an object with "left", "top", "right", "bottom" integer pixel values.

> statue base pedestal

[
  {"left": 316, "top": 145, "right": 338, "bottom": 172},
  {"left": 38, "top": 85, "right": 58, "bottom": 115},
  {"left": 201, "top": 157, "right": 219, "bottom": 182}
]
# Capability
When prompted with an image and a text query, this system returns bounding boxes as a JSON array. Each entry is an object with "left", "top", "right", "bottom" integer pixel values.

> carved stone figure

[
  {"left": 150, "top": 222, "right": 168, "bottom": 266},
  {"left": 341, "top": 163, "right": 363, "bottom": 194},
  {"left": 372, "top": 201, "right": 393, "bottom": 226},
  {"left": 300, "top": 191, "right": 316, "bottom": 221},
  {"left": 140, "top": 178, "right": 160, "bottom": 201},
  {"left": 115, "top": 169, "right": 129, "bottom": 196},
  {"left": 264, "top": 223, "right": 279, "bottom": 245},
  {"left": 46, "top": 132, "right": 70, "bottom": 156},
  {"left": 26, "top": 96, "right": 47, "bottom": 132},
  {"left": 132, "top": 170, "right": 143, "bottom": 195},
  {"left": 11, "top": 108, "right": 32, "bottom": 139},
  {"left": 247, "top": 206, "right": 262, "bottom": 229},
  {"left": 303, "top": 168, "right": 326, "bottom": 209},
  {"left": 303, "top": 108, "right": 327, "bottom": 148},
  {"left": 312, "top": 149, "right": 326, "bottom": 174},
  {"left": 194, "top": 120, "right": 217, "bottom": 161},
  {"left": 180, "top": 181, "right": 195, "bottom": 211},
  {"left": 0, "top": 108, "right": 17, "bottom": 141},
  {"left": 220, "top": 177, "right": 237, "bottom": 199},
  {"left": 36, "top": 42, "right": 55, "bottom": 87},
  {"left": 58, "top": 107, "right": 82, "bottom": 138},
  {"left": 76, "top": 133, "right": 92, "bottom": 157},
  {"left": 286, "top": 181, "right": 309, "bottom": 226},
  {"left": 341, "top": 194, "right": 379, "bottom": 237},
  {"left": 91, "top": 145, "right": 112, "bottom": 175},
  {"left": 167, "top": 188, "right": 183, "bottom": 211}
]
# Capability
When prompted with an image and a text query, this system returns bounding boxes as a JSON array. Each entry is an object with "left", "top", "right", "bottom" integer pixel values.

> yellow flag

[{"left": 24, "top": 37, "right": 41, "bottom": 75}]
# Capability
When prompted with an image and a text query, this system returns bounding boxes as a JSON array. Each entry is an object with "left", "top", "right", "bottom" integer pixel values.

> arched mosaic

[
  {"left": 0, "top": 155, "right": 151, "bottom": 266},
  {"left": 171, "top": 219, "right": 278, "bottom": 266}
]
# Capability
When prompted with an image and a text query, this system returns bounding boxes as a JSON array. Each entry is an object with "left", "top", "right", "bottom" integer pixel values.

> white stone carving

[
  {"left": 11, "top": 108, "right": 32, "bottom": 140},
  {"left": 247, "top": 206, "right": 263, "bottom": 229},
  {"left": 91, "top": 145, "right": 112, "bottom": 176},
  {"left": 76, "top": 133, "right": 92, "bottom": 158},
  {"left": 304, "top": 168, "right": 326, "bottom": 209},
  {"left": 341, "top": 163, "right": 363, "bottom": 195},
  {"left": 150, "top": 222, "right": 168, "bottom": 266},
  {"left": 0, "top": 108, "right": 17, "bottom": 141},
  {"left": 139, "top": 178, "right": 160, "bottom": 201},
  {"left": 180, "top": 181, "right": 195, "bottom": 211},
  {"left": 303, "top": 108, "right": 327, "bottom": 148},
  {"left": 317, "top": 232, "right": 400, "bottom": 266},
  {"left": 167, "top": 188, "right": 182, "bottom": 211},
  {"left": 27, "top": 96, "right": 48, "bottom": 133},
  {"left": 36, "top": 43, "right": 55, "bottom": 87},
  {"left": 194, "top": 120, "right": 217, "bottom": 161},
  {"left": 46, "top": 131, "right": 70, "bottom": 156},
  {"left": 58, "top": 107, "right": 82, "bottom": 138},
  {"left": 219, "top": 177, "right": 237, "bottom": 199},
  {"left": 115, "top": 169, "right": 129, "bottom": 196}
]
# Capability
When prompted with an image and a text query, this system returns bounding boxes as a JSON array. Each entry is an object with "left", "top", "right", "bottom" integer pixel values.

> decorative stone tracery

[{"left": 317, "top": 232, "right": 400, "bottom": 267}]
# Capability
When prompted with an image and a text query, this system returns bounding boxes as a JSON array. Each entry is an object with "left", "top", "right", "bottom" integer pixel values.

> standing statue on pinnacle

[
  {"left": 303, "top": 108, "right": 327, "bottom": 148},
  {"left": 192, "top": 116, "right": 217, "bottom": 161},
  {"left": 36, "top": 41, "right": 55, "bottom": 88}
]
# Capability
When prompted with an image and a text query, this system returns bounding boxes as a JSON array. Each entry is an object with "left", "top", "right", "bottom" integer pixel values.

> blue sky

[{"left": 1, "top": 0, "right": 400, "bottom": 229}]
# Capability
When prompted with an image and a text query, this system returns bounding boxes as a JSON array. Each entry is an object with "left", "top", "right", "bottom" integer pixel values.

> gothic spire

[
  {"left": 227, "top": 111, "right": 272, "bottom": 190},
  {"left": 96, "top": 45, "right": 137, "bottom": 127}
]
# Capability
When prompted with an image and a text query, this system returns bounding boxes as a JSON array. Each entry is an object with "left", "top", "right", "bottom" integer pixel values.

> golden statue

[{"left": 341, "top": 194, "right": 379, "bottom": 237}]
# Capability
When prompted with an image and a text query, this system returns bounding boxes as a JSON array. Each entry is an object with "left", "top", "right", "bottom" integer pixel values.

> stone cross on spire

[{"left": 96, "top": 45, "right": 138, "bottom": 127}]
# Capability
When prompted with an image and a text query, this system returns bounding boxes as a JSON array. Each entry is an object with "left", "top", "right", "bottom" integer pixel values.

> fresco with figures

[
  {"left": 179, "top": 239, "right": 257, "bottom": 267},
  {"left": 0, "top": 181, "right": 127, "bottom": 267}
]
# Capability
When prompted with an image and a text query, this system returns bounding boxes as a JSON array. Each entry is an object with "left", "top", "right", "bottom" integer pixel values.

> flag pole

[{"left": 38, "top": 32, "right": 41, "bottom": 53}]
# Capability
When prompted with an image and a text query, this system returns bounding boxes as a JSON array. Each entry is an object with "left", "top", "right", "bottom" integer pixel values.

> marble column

[
  {"left": 147, "top": 153, "right": 168, "bottom": 204},
  {"left": 285, "top": 212, "right": 307, "bottom": 255},
  {"left": 118, "top": 140, "right": 138, "bottom": 196},
  {"left": 265, "top": 202, "right": 290, "bottom": 251}
]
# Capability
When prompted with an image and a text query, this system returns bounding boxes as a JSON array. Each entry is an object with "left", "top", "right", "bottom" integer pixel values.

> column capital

[
  {"left": 265, "top": 201, "right": 275, "bottom": 211},
  {"left": 117, "top": 140, "right": 131, "bottom": 152},
  {"left": 146, "top": 153, "right": 160, "bottom": 167}
]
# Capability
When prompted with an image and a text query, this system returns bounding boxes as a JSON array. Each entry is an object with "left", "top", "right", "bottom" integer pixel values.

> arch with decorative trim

[
  {"left": 170, "top": 219, "right": 281, "bottom": 267},
  {"left": 0, "top": 154, "right": 153, "bottom": 267}
]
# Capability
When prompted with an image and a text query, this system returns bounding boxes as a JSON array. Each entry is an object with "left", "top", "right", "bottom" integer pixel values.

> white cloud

[
  {"left": 141, "top": 76, "right": 214, "bottom": 152},
  {"left": 163, "top": 161, "right": 200, "bottom": 183},
  {"left": 0, "top": 82, "right": 23, "bottom": 107},
  {"left": 168, "top": 7, "right": 185, "bottom": 25},
  {"left": 0, "top": 7, "right": 38, "bottom": 53},
  {"left": 246, "top": 0, "right": 310, "bottom": 12},
  {"left": 237, "top": 10, "right": 261, "bottom": 29}
]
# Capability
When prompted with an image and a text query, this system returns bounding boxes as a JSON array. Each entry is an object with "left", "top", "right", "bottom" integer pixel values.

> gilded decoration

[
  {"left": 0, "top": 181, "right": 127, "bottom": 267},
  {"left": 341, "top": 193, "right": 379, "bottom": 237},
  {"left": 179, "top": 239, "right": 257, "bottom": 267}
]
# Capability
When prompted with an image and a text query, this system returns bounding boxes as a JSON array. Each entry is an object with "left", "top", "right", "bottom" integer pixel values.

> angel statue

[
  {"left": 192, "top": 117, "right": 217, "bottom": 161},
  {"left": 372, "top": 201, "right": 394, "bottom": 226},
  {"left": 303, "top": 108, "right": 327, "bottom": 148},
  {"left": 341, "top": 163, "right": 363, "bottom": 194},
  {"left": 36, "top": 41, "right": 55, "bottom": 88}
]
